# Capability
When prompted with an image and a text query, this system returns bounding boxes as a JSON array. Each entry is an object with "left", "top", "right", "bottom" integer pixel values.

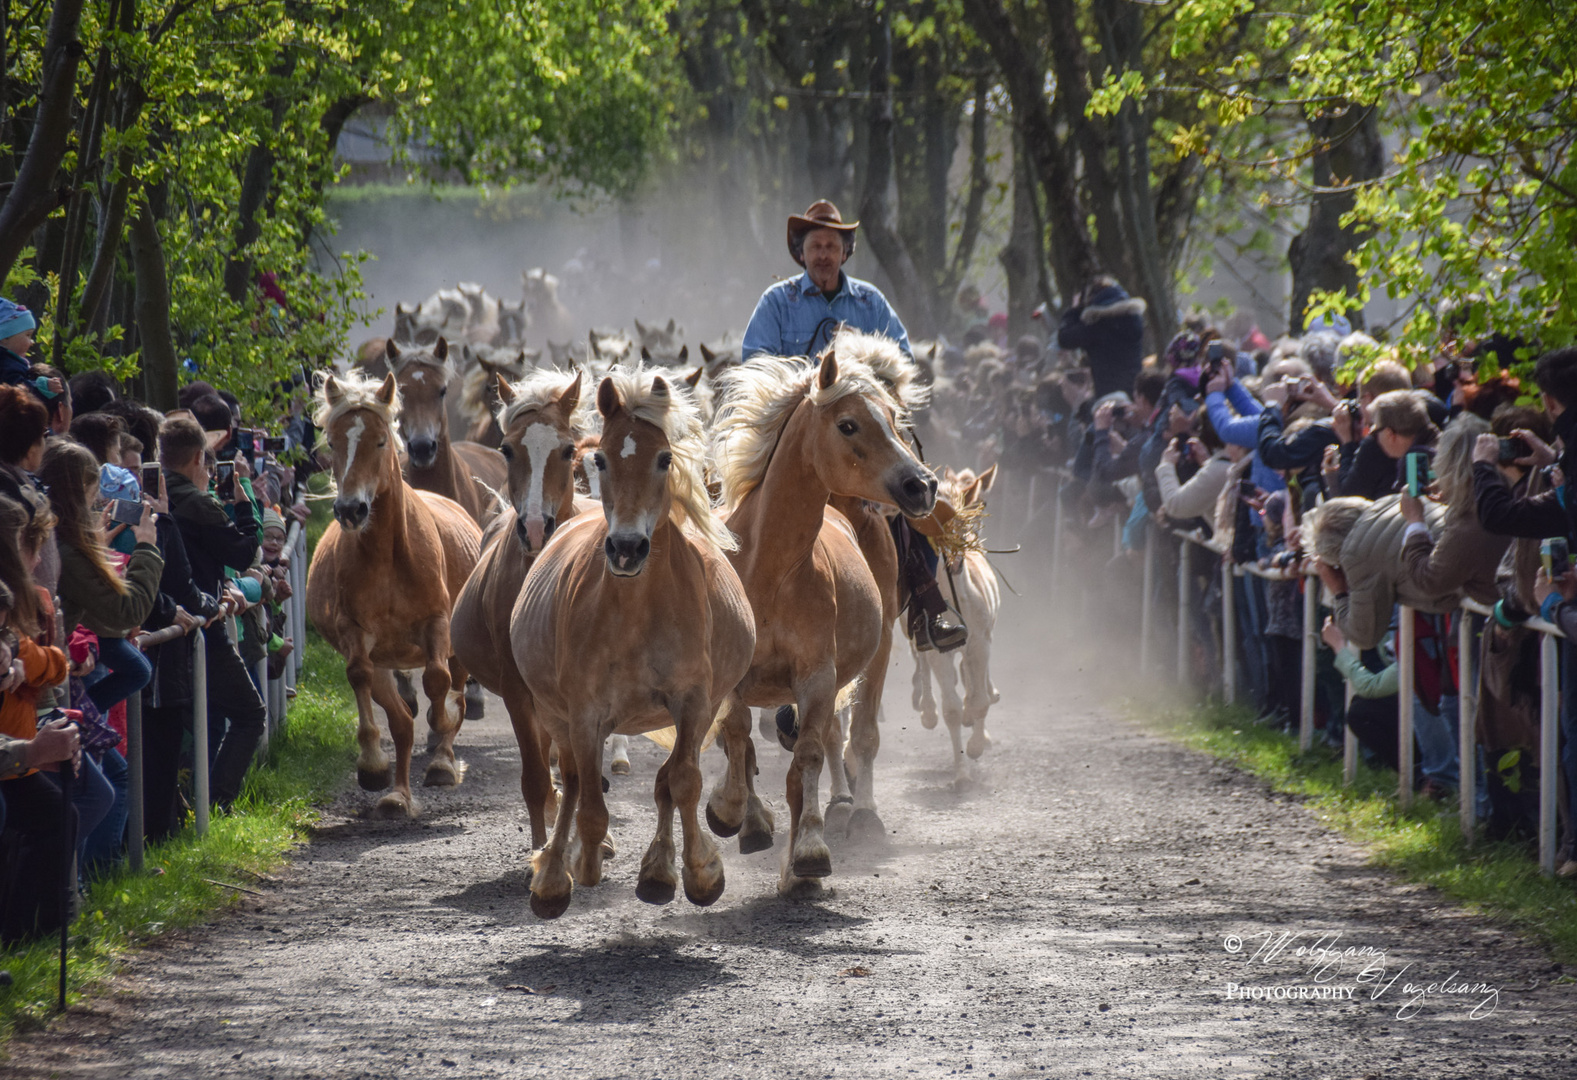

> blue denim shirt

[{"left": 742, "top": 272, "right": 912, "bottom": 361}]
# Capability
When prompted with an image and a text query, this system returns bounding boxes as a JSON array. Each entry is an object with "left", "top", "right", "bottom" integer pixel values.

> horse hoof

[
  {"left": 373, "top": 792, "right": 416, "bottom": 820},
  {"left": 791, "top": 846, "right": 832, "bottom": 879},
  {"left": 824, "top": 797, "right": 854, "bottom": 837},
  {"left": 779, "top": 875, "right": 825, "bottom": 900},
  {"left": 464, "top": 690, "right": 485, "bottom": 721},
  {"left": 529, "top": 888, "right": 572, "bottom": 919},
  {"left": 739, "top": 824, "right": 774, "bottom": 855},
  {"left": 684, "top": 865, "right": 726, "bottom": 907},
  {"left": 356, "top": 764, "right": 392, "bottom": 792},
  {"left": 601, "top": 774, "right": 611, "bottom": 793},
  {"left": 423, "top": 758, "right": 459, "bottom": 787},
  {"left": 705, "top": 802, "right": 742, "bottom": 838},
  {"left": 601, "top": 834, "right": 617, "bottom": 860},
  {"left": 611, "top": 760, "right": 631, "bottom": 776},
  {"left": 966, "top": 735, "right": 990, "bottom": 760},
  {"left": 920, "top": 711, "right": 938, "bottom": 730},
  {"left": 739, "top": 795, "right": 775, "bottom": 853},
  {"left": 848, "top": 808, "right": 885, "bottom": 841},
  {"left": 635, "top": 876, "right": 677, "bottom": 906}
]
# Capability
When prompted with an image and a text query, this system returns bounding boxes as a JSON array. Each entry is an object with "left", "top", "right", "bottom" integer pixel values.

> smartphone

[
  {"left": 1405, "top": 450, "right": 1430, "bottom": 497},
  {"left": 141, "top": 462, "right": 162, "bottom": 494},
  {"left": 111, "top": 497, "right": 144, "bottom": 526},
  {"left": 1542, "top": 537, "right": 1570, "bottom": 578},
  {"left": 216, "top": 460, "right": 236, "bottom": 500},
  {"left": 1112, "top": 404, "right": 1130, "bottom": 420},
  {"left": 235, "top": 429, "right": 255, "bottom": 455},
  {"left": 1498, "top": 437, "right": 1531, "bottom": 464},
  {"left": 1206, "top": 340, "right": 1226, "bottom": 363},
  {"left": 263, "top": 435, "right": 287, "bottom": 454}
]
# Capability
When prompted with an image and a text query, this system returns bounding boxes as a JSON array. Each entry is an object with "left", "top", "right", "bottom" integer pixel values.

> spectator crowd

[
  {"left": 0, "top": 297, "right": 315, "bottom": 947},
  {"left": 920, "top": 278, "right": 1576, "bottom": 878}
]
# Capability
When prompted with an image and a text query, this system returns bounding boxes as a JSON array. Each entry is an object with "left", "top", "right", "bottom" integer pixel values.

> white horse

[{"left": 911, "top": 465, "right": 1001, "bottom": 784}]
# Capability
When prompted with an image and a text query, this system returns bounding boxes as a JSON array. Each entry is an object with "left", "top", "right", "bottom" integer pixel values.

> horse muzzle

[
  {"left": 604, "top": 533, "right": 650, "bottom": 577},
  {"left": 890, "top": 470, "right": 938, "bottom": 518},
  {"left": 515, "top": 513, "right": 555, "bottom": 552},
  {"left": 407, "top": 437, "right": 438, "bottom": 469},
  {"left": 333, "top": 497, "right": 370, "bottom": 531}
]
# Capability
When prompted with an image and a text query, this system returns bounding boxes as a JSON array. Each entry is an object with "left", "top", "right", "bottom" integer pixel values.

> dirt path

[{"left": 9, "top": 615, "right": 1574, "bottom": 1079}]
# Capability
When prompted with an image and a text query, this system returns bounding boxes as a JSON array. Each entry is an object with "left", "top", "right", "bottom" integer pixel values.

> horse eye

[
  {"left": 500, "top": 444, "right": 514, "bottom": 460},
  {"left": 561, "top": 445, "right": 575, "bottom": 460},
  {"left": 378, "top": 438, "right": 387, "bottom": 447},
  {"left": 593, "top": 452, "right": 607, "bottom": 471},
  {"left": 439, "top": 387, "right": 447, "bottom": 398},
  {"left": 656, "top": 451, "right": 672, "bottom": 471},
  {"left": 837, "top": 419, "right": 858, "bottom": 436}
]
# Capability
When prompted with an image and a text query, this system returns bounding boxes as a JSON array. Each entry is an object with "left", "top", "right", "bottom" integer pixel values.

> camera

[
  {"left": 1206, "top": 340, "right": 1226, "bottom": 364},
  {"left": 1112, "top": 404, "right": 1130, "bottom": 421},
  {"left": 215, "top": 460, "right": 236, "bottom": 501},
  {"left": 263, "top": 435, "right": 287, "bottom": 454},
  {"left": 1542, "top": 537, "right": 1570, "bottom": 578},
  {"left": 141, "top": 462, "right": 161, "bottom": 495},
  {"left": 1497, "top": 436, "right": 1531, "bottom": 464}
]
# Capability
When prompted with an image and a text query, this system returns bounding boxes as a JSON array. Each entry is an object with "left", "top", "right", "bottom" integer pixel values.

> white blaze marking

[
  {"left": 409, "top": 369, "right": 425, "bottom": 382},
  {"left": 621, "top": 434, "right": 637, "bottom": 459},
  {"left": 519, "top": 422, "right": 559, "bottom": 521},
  {"left": 342, "top": 415, "right": 365, "bottom": 481}
]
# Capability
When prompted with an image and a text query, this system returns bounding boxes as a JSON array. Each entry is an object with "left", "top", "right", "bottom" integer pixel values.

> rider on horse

[{"left": 742, "top": 200, "right": 967, "bottom": 653}]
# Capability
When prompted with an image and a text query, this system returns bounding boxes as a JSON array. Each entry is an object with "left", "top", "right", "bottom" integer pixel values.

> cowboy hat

[{"left": 786, "top": 200, "right": 858, "bottom": 263}]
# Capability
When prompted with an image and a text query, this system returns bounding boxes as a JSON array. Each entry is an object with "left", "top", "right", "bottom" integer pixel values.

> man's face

[{"left": 802, "top": 228, "right": 847, "bottom": 283}]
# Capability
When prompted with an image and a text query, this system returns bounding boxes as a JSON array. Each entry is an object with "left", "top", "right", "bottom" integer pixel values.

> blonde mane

[
  {"left": 496, "top": 367, "right": 592, "bottom": 433},
  {"left": 313, "top": 369, "right": 405, "bottom": 456},
  {"left": 711, "top": 352, "right": 908, "bottom": 512},
  {"left": 387, "top": 344, "right": 457, "bottom": 386},
  {"left": 604, "top": 365, "right": 736, "bottom": 552},
  {"left": 827, "top": 328, "right": 929, "bottom": 412}
]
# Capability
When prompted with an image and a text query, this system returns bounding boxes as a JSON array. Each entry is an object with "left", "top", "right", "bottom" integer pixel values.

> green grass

[
  {"left": 1153, "top": 703, "right": 1577, "bottom": 964},
  {"left": 0, "top": 634, "right": 356, "bottom": 1046}
]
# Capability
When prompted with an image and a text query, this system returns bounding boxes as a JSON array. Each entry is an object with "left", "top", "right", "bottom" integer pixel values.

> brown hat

[{"left": 787, "top": 200, "right": 858, "bottom": 263}]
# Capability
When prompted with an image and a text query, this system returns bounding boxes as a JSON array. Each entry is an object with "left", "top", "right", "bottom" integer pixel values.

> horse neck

[{"left": 733, "top": 400, "right": 830, "bottom": 568}]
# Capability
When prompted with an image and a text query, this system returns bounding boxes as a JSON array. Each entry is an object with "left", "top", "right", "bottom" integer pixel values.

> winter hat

[
  {"left": 262, "top": 507, "right": 287, "bottom": 536},
  {"left": 0, "top": 298, "right": 37, "bottom": 341},
  {"left": 1164, "top": 331, "right": 1203, "bottom": 370},
  {"left": 98, "top": 462, "right": 141, "bottom": 502}
]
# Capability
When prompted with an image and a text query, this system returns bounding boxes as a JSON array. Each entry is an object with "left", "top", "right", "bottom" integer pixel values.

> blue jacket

[
  {"left": 1204, "top": 384, "right": 1285, "bottom": 492},
  {"left": 742, "top": 272, "right": 911, "bottom": 361}
]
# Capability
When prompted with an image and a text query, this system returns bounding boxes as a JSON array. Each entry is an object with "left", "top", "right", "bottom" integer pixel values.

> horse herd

[{"left": 305, "top": 328, "right": 1002, "bottom": 918}]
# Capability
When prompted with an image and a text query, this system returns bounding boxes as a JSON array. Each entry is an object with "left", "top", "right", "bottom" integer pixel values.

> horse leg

[
  {"left": 502, "top": 678, "right": 555, "bottom": 849},
  {"left": 911, "top": 636, "right": 938, "bottom": 729},
  {"left": 932, "top": 648, "right": 968, "bottom": 783},
  {"left": 608, "top": 733, "right": 631, "bottom": 776},
  {"left": 368, "top": 667, "right": 420, "bottom": 818},
  {"left": 962, "top": 634, "right": 994, "bottom": 760},
  {"left": 824, "top": 705, "right": 854, "bottom": 837},
  {"left": 421, "top": 651, "right": 464, "bottom": 787},
  {"left": 845, "top": 623, "right": 892, "bottom": 839},
  {"left": 346, "top": 653, "right": 390, "bottom": 791},
  {"left": 708, "top": 695, "right": 776, "bottom": 852},
  {"left": 569, "top": 718, "right": 611, "bottom": 888},
  {"left": 780, "top": 675, "right": 835, "bottom": 897},
  {"left": 636, "top": 751, "right": 678, "bottom": 905},
  {"left": 671, "top": 691, "right": 724, "bottom": 906},
  {"left": 529, "top": 728, "right": 579, "bottom": 919}
]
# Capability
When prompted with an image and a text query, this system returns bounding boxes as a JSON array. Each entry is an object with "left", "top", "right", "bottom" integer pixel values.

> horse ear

[
  {"left": 434, "top": 336, "right": 449, "bottom": 362},
  {"left": 699, "top": 343, "right": 716, "bottom": 364},
  {"left": 376, "top": 372, "right": 398, "bottom": 406},
  {"left": 495, "top": 373, "right": 517, "bottom": 405},
  {"left": 975, "top": 463, "right": 998, "bottom": 495},
  {"left": 666, "top": 318, "right": 675, "bottom": 334},
  {"left": 589, "top": 329, "right": 601, "bottom": 359},
  {"left": 818, "top": 349, "right": 839, "bottom": 391},
  {"left": 651, "top": 375, "right": 670, "bottom": 400},
  {"left": 677, "top": 344, "right": 688, "bottom": 363},
  {"left": 323, "top": 374, "right": 344, "bottom": 408},
  {"left": 559, "top": 371, "right": 583, "bottom": 413},
  {"left": 684, "top": 367, "right": 703, "bottom": 390},
  {"left": 635, "top": 318, "right": 649, "bottom": 337},
  {"left": 385, "top": 338, "right": 402, "bottom": 366},
  {"left": 641, "top": 345, "right": 652, "bottom": 363},
  {"left": 596, "top": 375, "right": 621, "bottom": 419}
]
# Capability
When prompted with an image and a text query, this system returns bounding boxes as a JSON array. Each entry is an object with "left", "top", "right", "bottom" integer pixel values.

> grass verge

[
  {"left": 1152, "top": 702, "right": 1577, "bottom": 964},
  {"left": 0, "top": 634, "right": 355, "bottom": 1046}
]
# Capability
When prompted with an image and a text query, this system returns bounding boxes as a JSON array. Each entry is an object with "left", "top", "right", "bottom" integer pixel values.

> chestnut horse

[
  {"left": 910, "top": 465, "right": 1002, "bottom": 784},
  {"left": 450, "top": 368, "right": 591, "bottom": 847},
  {"left": 513, "top": 367, "right": 754, "bottom": 918},
  {"left": 385, "top": 337, "right": 509, "bottom": 527},
  {"left": 707, "top": 349, "right": 936, "bottom": 897},
  {"left": 306, "top": 372, "right": 483, "bottom": 817}
]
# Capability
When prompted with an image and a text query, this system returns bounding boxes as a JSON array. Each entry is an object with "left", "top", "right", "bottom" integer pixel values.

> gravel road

[{"left": 9, "top": 600, "right": 1575, "bottom": 1079}]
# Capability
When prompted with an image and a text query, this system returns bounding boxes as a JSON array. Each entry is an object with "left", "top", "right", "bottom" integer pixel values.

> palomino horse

[
  {"left": 306, "top": 372, "right": 483, "bottom": 817},
  {"left": 450, "top": 368, "right": 591, "bottom": 847},
  {"left": 459, "top": 344, "right": 539, "bottom": 448},
  {"left": 386, "top": 337, "right": 509, "bottom": 527},
  {"left": 512, "top": 367, "right": 754, "bottom": 918},
  {"left": 910, "top": 465, "right": 1002, "bottom": 785},
  {"left": 708, "top": 349, "right": 936, "bottom": 897}
]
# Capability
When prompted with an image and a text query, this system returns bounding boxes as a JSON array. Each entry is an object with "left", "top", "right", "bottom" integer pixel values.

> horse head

[
  {"left": 386, "top": 337, "right": 454, "bottom": 469},
  {"left": 805, "top": 349, "right": 937, "bottom": 518},
  {"left": 319, "top": 371, "right": 402, "bottom": 532},
  {"left": 495, "top": 369, "right": 583, "bottom": 554}
]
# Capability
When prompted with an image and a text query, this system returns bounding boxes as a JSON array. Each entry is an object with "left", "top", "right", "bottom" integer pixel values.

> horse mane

[
  {"left": 496, "top": 367, "right": 591, "bottom": 433},
  {"left": 387, "top": 344, "right": 457, "bottom": 385},
  {"left": 604, "top": 365, "right": 737, "bottom": 553},
  {"left": 827, "top": 328, "right": 929, "bottom": 412},
  {"left": 312, "top": 369, "right": 405, "bottom": 456},
  {"left": 711, "top": 352, "right": 907, "bottom": 513}
]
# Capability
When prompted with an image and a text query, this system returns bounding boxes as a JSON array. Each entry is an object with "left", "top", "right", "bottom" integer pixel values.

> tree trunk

[
  {"left": 1000, "top": 128, "right": 1039, "bottom": 341},
  {"left": 945, "top": 78, "right": 991, "bottom": 298},
  {"left": 223, "top": 55, "right": 294, "bottom": 304},
  {"left": 0, "top": 0, "right": 87, "bottom": 284},
  {"left": 1288, "top": 104, "right": 1383, "bottom": 332},
  {"left": 129, "top": 197, "right": 177, "bottom": 410},
  {"left": 859, "top": 7, "right": 935, "bottom": 338}
]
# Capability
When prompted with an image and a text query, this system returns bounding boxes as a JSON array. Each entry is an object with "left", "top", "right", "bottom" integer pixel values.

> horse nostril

[
  {"left": 604, "top": 537, "right": 617, "bottom": 561},
  {"left": 542, "top": 517, "right": 556, "bottom": 540},
  {"left": 902, "top": 476, "right": 928, "bottom": 499},
  {"left": 636, "top": 537, "right": 650, "bottom": 560}
]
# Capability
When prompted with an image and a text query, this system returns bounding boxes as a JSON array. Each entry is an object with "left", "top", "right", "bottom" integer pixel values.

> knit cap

[{"left": 0, "top": 298, "right": 37, "bottom": 341}]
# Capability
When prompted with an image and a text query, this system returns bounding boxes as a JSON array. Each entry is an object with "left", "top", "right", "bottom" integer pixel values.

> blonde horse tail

[
  {"left": 641, "top": 695, "right": 732, "bottom": 753},
  {"left": 835, "top": 676, "right": 863, "bottom": 716}
]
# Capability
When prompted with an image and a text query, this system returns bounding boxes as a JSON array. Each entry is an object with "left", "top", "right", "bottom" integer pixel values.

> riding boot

[{"left": 897, "top": 519, "right": 966, "bottom": 653}]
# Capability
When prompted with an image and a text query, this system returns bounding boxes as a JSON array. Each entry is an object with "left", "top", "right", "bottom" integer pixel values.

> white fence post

[
  {"left": 192, "top": 627, "right": 210, "bottom": 836},
  {"left": 1049, "top": 473, "right": 1065, "bottom": 593},
  {"left": 1139, "top": 522, "right": 1155, "bottom": 675},
  {"left": 1221, "top": 565, "right": 1237, "bottom": 705},
  {"left": 1457, "top": 610, "right": 1477, "bottom": 847},
  {"left": 1176, "top": 537, "right": 1189, "bottom": 683},
  {"left": 1343, "top": 684, "right": 1357, "bottom": 786},
  {"left": 1299, "top": 574, "right": 1318, "bottom": 752},
  {"left": 1398, "top": 608, "right": 1416, "bottom": 811},
  {"left": 1539, "top": 632, "right": 1559, "bottom": 875},
  {"left": 126, "top": 691, "right": 144, "bottom": 872}
]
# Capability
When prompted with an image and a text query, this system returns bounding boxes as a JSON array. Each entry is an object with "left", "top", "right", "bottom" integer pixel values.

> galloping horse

[
  {"left": 306, "top": 372, "right": 483, "bottom": 817},
  {"left": 450, "top": 368, "right": 591, "bottom": 847},
  {"left": 513, "top": 367, "right": 755, "bottom": 918},
  {"left": 910, "top": 466, "right": 1002, "bottom": 784},
  {"left": 707, "top": 349, "right": 936, "bottom": 897},
  {"left": 386, "top": 338, "right": 509, "bottom": 527}
]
